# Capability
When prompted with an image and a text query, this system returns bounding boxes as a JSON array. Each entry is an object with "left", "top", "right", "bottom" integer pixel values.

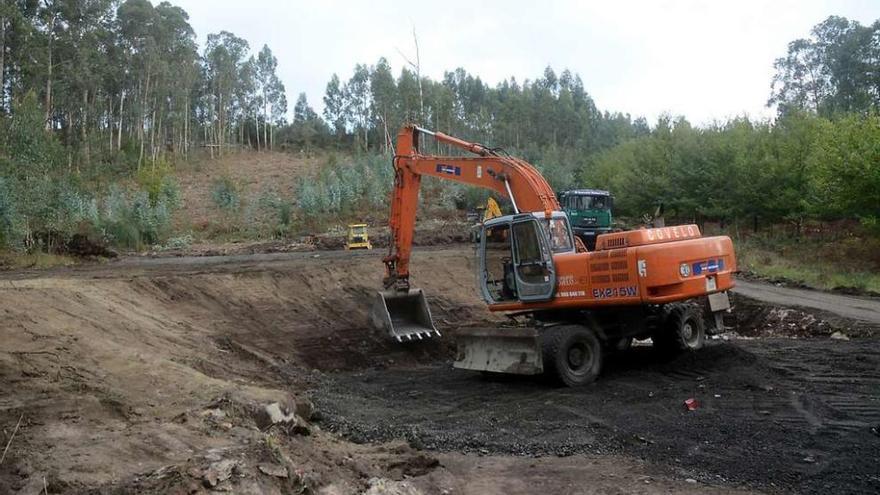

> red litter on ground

[{"left": 684, "top": 398, "right": 700, "bottom": 411}]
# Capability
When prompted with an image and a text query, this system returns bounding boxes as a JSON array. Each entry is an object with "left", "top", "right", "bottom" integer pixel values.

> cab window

[
  {"left": 512, "top": 221, "right": 549, "bottom": 284},
  {"left": 541, "top": 218, "right": 573, "bottom": 252},
  {"left": 483, "top": 224, "right": 516, "bottom": 302}
]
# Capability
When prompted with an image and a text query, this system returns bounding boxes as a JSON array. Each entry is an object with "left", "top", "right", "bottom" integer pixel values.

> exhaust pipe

[{"left": 371, "top": 289, "right": 441, "bottom": 341}]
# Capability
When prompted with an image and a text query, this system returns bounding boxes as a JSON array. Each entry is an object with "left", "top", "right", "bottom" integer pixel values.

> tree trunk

[
  {"left": 217, "top": 92, "right": 224, "bottom": 157},
  {"left": 138, "top": 74, "right": 150, "bottom": 168},
  {"left": 142, "top": 73, "right": 152, "bottom": 167},
  {"left": 0, "top": 16, "right": 6, "bottom": 112},
  {"left": 205, "top": 124, "right": 213, "bottom": 159},
  {"left": 414, "top": 31, "right": 424, "bottom": 123},
  {"left": 254, "top": 112, "right": 260, "bottom": 151},
  {"left": 81, "top": 89, "right": 90, "bottom": 165},
  {"left": 184, "top": 98, "right": 189, "bottom": 158},
  {"left": 263, "top": 105, "right": 269, "bottom": 150},
  {"left": 117, "top": 91, "right": 125, "bottom": 152},
  {"left": 150, "top": 107, "right": 156, "bottom": 167},
  {"left": 363, "top": 115, "right": 369, "bottom": 151},
  {"left": 107, "top": 95, "right": 114, "bottom": 154},
  {"left": 44, "top": 14, "right": 56, "bottom": 130}
]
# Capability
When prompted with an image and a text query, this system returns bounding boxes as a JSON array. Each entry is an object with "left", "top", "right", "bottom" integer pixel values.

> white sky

[{"left": 172, "top": 0, "right": 880, "bottom": 126}]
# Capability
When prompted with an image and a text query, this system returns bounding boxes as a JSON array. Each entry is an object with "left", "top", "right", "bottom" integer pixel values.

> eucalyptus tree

[
  {"left": 322, "top": 73, "right": 346, "bottom": 145},
  {"left": 203, "top": 30, "right": 249, "bottom": 155},
  {"left": 255, "top": 44, "right": 285, "bottom": 150},
  {"left": 290, "top": 92, "right": 323, "bottom": 153},
  {"left": 369, "top": 57, "right": 396, "bottom": 153},
  {"left": 345, "top": 63, "right": 371, "bottom": 150}
]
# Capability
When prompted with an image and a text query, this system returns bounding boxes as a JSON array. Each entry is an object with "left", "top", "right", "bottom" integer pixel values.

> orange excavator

[{"left": 371, "top": 125, "right": 736, "bottom": 386}]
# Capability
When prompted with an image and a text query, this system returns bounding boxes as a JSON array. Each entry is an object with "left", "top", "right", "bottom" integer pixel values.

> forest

[{"left": 0, "top": 2, "right": 878, "bottom": 254}]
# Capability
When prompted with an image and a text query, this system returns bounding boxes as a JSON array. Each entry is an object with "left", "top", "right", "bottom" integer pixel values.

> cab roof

[{"left": 561, "top": 189, "right": 611, "bottom": 196}]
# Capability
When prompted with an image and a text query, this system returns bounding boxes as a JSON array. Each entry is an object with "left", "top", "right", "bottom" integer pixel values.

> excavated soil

[{"left": 0, "top": 247, "right": 878, "bottom": 494}]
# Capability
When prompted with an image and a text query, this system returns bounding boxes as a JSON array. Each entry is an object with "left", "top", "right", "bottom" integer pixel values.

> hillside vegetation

[{"left": 0, "top": 5, "right": 877, "bottom": 291}]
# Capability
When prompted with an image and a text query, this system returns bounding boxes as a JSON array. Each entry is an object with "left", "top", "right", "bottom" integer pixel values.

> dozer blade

[
  {"left": 371, "top": 289, "right": 441, "bottom": 341},
  {"left": 453, "top": 327, "right": 544, "bottom": 375}
]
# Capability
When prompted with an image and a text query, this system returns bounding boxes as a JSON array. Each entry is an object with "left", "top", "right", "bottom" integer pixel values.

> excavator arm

[
  {"left": 371, "top": 125, "right": 565, "bottom": 341},
  {"left": 382, "top": 125, "right": 559, "bottom": 292}
]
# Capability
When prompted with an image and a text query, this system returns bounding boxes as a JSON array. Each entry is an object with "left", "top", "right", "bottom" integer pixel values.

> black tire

[
  {"left": 653, "top": 304, "right": 705, "bottom": 353},
  {"left": 542, "top": 325, "right": 603, "bottom": 387}
]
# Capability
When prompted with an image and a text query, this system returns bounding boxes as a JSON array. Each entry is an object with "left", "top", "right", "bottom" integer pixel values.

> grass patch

[
  {"left": 0, "top": 252, "right": 78, "bottom": 270},
  {"left": 736, "top": 234, "right": 880, "bottom": 293}
]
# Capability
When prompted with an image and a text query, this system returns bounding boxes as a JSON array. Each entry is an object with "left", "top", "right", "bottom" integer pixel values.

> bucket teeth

[{"left": 390, "top": 329, "right": 444, "bottom": 341}]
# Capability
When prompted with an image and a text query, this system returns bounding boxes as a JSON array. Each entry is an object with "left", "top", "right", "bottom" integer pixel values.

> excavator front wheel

[{"left": 542, "top": 324, "right": 603, "bottom": 387}]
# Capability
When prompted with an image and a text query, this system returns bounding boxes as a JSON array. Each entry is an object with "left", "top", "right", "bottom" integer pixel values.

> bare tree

[{"left": 396, "top": 25, "right": 424, "bottom": 123}]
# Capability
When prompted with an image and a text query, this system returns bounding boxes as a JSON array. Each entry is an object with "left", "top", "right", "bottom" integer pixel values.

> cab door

[{"left": 511, "top": 216, "right": 556, "bottom": 301}]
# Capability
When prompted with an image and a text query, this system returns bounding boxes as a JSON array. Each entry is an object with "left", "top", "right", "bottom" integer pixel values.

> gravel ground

[{"left": 313, "top": 338, "right": 880, "bottom": 494}]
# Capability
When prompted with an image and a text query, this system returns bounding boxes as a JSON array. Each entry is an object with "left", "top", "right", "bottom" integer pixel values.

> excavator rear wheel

[
  {"left": 653, "top": 303, "right": 705, "bottom": 354},
  {"left": 542, "top": 324, "right": 603, "bottom": 387}
]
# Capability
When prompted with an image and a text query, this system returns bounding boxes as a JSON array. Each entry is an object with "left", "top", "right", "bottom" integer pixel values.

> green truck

[{"left": 558, "top": 189, "right": 614, "bottom": 250}]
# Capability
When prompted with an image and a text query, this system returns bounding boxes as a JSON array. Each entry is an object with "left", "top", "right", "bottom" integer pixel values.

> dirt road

[
  {"left": 0, "top": 247, "right": 878, "bottom": 494},
  {"left": 734, "top": 279, "right": 880, "bottom": 325}
]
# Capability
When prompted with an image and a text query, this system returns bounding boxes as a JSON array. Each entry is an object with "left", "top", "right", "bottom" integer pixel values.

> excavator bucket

[
  {"left": 371, "top": 289, "right": 441, "bottom": 341},
  {"left": 453, "top": 327, "right": 544, "bottom": 375}
]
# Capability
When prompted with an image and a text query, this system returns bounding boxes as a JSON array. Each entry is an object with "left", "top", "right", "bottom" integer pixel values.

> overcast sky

[{"left": 172, "top": 0, "right": 879, "bottom": 126}]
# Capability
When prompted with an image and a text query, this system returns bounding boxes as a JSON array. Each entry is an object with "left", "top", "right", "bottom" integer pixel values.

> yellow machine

[
  {"left": 345, "top": 224, "right": 372, "bottom": 250},
  {"left": 483, "top": 197, "right": 502, "bottom": 222},
  {"left": 471, "top": 198, "right": 504, "bottom": 242}
]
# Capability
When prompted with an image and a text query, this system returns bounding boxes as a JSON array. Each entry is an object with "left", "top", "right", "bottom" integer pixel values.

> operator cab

[{"left": 478, "top": 211, "right": 571, "bottom": 305}]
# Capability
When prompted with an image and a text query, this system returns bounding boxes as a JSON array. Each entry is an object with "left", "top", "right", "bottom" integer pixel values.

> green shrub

[
  {"left": 99, "top": 185, "right": 177, "bottom": 250},
  {"left": 159, "top": 175, "right": 182, "bottom": 209},
  {"left": 211, "top": 176, "right": 241, "bottom": 212},
  {"left": 256, "top": 188, "right": 294, "bottom": 236},
  {"left": 294, "top": 154, "right": 392, "bottom": 223},
  {"left": 136, "top": 160, "right": 179, "bottom": 206}
]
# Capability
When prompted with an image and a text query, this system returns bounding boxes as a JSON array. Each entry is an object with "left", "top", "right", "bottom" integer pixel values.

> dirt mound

[
  {"left": 733, "top": 293, "right": 875, "bottom": 338},
  {"left": 0, "top": 249, "right": 492, "bottom": 493}
]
